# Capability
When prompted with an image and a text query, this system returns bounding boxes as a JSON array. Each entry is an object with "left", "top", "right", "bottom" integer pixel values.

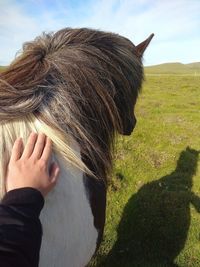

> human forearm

[{"left": 0, "top": 187, "right": 44, "bottom": 267}]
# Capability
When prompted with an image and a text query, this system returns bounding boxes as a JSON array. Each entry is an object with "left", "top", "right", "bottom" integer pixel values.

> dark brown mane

[{"left": 0, "top": 27, "right": 144, "bottom": 184}]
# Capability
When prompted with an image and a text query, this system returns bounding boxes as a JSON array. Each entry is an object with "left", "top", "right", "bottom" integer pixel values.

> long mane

[{"left": 0, "top": 27, "right": 143, "bottom": 197}]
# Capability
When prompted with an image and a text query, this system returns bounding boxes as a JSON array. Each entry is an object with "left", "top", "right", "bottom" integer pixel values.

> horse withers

[{"left": 0, "top": 28, "right": 153, "bottom": 267}]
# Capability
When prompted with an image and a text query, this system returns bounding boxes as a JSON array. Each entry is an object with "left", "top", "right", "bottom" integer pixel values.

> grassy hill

[
  {"left": 145, "top": 62, "right": 200, "bottom": 75},
  {"left": 187, "top": 62, "right": 200, "bottom": 70},
  {"left": 0, "top": 66, "right": 6, "bottom": 72}
]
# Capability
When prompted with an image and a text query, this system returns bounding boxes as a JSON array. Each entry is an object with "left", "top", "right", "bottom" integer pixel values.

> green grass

[
  {"left": 145, "top": 62, "right": 200, "bottom": 75},
  {"left": 89, "top": 74, "right": 200, "bottom": 267}
]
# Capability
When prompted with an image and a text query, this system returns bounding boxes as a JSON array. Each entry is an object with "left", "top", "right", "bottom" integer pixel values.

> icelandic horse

[{"left": 0, "top": 28, "right": 153, "bottom": 266}]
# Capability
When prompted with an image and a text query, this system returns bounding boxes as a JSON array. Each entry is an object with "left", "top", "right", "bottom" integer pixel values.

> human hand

[{"left": 6, "top": 132, "right": 60, "bottom": 197}]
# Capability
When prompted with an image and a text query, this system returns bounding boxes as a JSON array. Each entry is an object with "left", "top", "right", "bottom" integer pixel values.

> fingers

[
  {"left": 21, "top": 132, "right": 37, "bottom": 158},
  {"left": 49, "top": 162, "right": 60, "bottom": 183},
  {"left": 12, "top": 133, "right": 53, "bottom": 161},
  {"left": 43, "top": 163, "right": 60, "bottom": 196},
  {"left": 41, "top": 137, "right": 52, "bottom": 162},
  {"left": 10, "top": 138, "right": 23, "bottom": 162},
  {"left": 32, "top": 133, "right": 46, "bottom": 159}
]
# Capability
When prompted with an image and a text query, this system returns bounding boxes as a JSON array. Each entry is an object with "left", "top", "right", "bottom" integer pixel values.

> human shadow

[{"left": 103, "top": 147, "right": 200, "bottom": 267}]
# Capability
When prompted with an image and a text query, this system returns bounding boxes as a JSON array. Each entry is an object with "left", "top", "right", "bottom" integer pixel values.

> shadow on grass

[{"left": 103, "top": 147, "right": 200, "bottom": 267}]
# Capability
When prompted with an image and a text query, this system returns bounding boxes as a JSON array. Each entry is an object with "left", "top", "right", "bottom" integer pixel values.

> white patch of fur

[{"left": 39, "top": 141, "right": 98, "bottom": 267}]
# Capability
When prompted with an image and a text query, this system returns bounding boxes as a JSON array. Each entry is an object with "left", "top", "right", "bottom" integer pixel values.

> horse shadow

[{"left": 103, "top": 147, "right": 200, "bottom": 267}]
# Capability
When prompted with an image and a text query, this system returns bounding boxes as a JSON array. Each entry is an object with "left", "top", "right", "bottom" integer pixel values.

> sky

[{"left": 0, "top": 0, "right": 200, "bottom": 66}]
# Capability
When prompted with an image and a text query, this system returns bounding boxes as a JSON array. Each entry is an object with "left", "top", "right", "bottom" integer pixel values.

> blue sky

[{"left": 0, "top": 0, "right": 200, "bottom": 66}]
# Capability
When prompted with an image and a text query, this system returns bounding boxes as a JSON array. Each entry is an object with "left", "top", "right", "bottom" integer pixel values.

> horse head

[
  {"left": 0, "top": 28, "right": 153, "bottom": 186},
  {"left": 117, "top": 33, "right": 154, "bottom": 135},
  {"left": 0, "top": 28, "right": 153, "bottom": 267}
]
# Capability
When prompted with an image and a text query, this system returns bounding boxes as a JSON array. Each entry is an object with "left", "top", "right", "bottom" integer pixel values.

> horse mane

[{"left": 0, "top": 27, "right": 143, "bottom": 197}]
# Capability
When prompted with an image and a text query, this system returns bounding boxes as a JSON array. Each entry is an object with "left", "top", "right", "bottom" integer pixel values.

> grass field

[
  {"left": 145, "top": 63, "right": 200, "bottom": 75},
  {"left": 89, "top": 74, "right": 200, "bottom": 267}
]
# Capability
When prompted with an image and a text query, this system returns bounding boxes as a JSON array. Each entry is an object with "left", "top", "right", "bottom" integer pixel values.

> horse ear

[{"left": 135, "top": 33, "right": 154, "bottom": 56}]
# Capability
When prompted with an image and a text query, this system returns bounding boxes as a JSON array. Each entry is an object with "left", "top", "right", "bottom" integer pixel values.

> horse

[{"left": 0, "top": 27, "right": 153, "bottom": 267}]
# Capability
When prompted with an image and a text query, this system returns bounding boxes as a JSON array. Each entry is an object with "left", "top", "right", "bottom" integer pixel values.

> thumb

[{"left": 49, "top": 162, "right": 60, "bottom": 183}]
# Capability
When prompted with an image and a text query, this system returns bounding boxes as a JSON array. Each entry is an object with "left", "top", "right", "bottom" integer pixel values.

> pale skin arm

[{"left": 6, "top": 132, "right": 60, "bottom": 197}]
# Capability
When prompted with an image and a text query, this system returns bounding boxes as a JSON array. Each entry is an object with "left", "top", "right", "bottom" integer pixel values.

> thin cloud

[
  {"left": 0, "top": 0, "right": 70, "bottom": 64},
  {"left": 79, "top": 0, "right": 200, "bottom": 64},
  {"left": 0, "top": 0, "right": 199, "bottom": 65}
]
